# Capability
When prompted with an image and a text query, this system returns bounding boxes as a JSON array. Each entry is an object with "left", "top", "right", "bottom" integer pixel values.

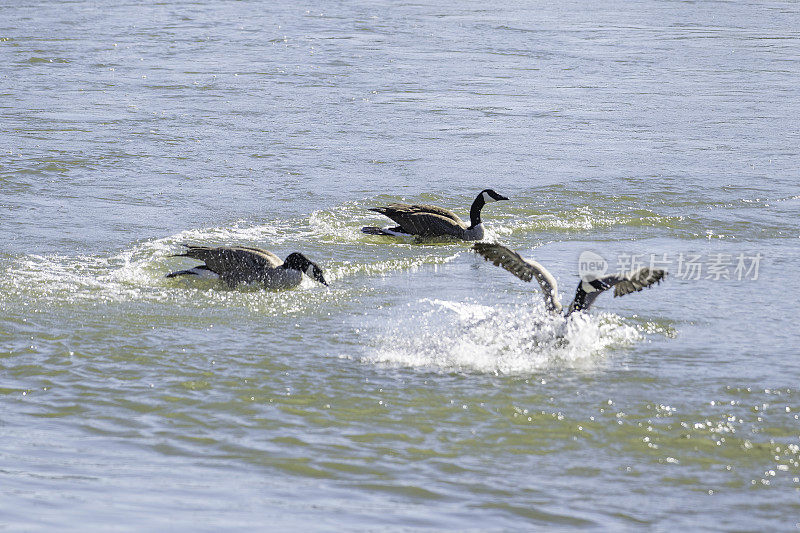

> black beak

[{"left": 497, "top": 194, "right": 509, "bottom": 201}]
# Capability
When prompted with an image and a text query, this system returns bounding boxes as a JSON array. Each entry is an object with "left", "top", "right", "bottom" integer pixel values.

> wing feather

[
  {"left": 407, "top": 203, "right": 462, "bottom": 223},
  {"left": 613, "top": 268, "right": 666, "bottom": 297},
  {"left": 568, "top": 267, "right": 666, "bottom": 314},
  {"left": 178, "top": 245, "right": 281, "bottom": 286},
  {"left": 370, "top": 203, "right": 466, "bottom": 237},
  {"left": 472, "top": 243, "right": 562, "bottom": 313}
]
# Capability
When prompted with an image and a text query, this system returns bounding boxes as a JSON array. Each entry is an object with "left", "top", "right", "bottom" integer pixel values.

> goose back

[
  {"left": 175, "top": 245, "right": 292, "bottom": 287},
  {"left": 369, "top": 204, "right": 469, "bottom": 238}
]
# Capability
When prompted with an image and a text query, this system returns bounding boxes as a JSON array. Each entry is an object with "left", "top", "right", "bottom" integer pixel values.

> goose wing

[
  {"left": 370, "top": 203, "right": 467, "bottom": 236},
  {"left": 176, "top": 245, "right": 281, "bottom": 285},
  {"left": 408, "top": 203, "right": 462, "bottom": 223},
  {"left": 567, "top": 268, "right": 666, "bottom": 315},
  {"left": 472, "top": 242, "right": 562, "bottom": 313},
  {"left": 612, "top": 268, "right": 667, "bottom": 297},
  {"left": 226, "top": 246, "right": 284, "bottom": 267}
]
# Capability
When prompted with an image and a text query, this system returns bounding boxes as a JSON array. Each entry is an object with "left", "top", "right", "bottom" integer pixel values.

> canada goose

[
  {"left": 166, "top": 245, "right": 328, "bottom": 289},
  {"left": 473, "top": 243, "right": 665, "bottom": 315},
  {"left": 362, "top": 189, "right": 509, "bottom": 240}
]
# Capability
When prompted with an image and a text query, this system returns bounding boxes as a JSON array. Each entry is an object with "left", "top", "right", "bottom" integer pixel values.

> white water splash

[{"left": 362, "top": 298, "right": 642, "bottom": 374}]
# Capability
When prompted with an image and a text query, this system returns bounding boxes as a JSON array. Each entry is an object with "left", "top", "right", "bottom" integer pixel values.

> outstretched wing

[
  {"left": 613, "top": 268, "right": 666, "bottom": 297},
  {"left": 176, "top": 245, "right": 281, "bottom": 285},
  {"left": 567, "top": 268, "right": 666, "bottom": 315},
  {"left": 472, "top": 242, "right": 562, "bottom": 313},
  {"left": 370, "top": 203, "right": 466, "bottom": 237}
]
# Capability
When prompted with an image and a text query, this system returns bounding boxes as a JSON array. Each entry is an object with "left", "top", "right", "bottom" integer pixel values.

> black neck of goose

[{"left": 469, "top": 194, "right": 486, "bottom": 229}]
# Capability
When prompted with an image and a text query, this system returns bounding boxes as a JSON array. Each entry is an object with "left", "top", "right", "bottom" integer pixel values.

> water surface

[{"left": 2, "top": 0, "right": 800, "bottom": 529}]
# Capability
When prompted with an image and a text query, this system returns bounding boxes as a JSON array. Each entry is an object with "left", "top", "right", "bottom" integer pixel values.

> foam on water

[
  {"left": 0, "top": 206, "right": 471, "bottom": 313},
  {"left": 308, "top": 203, "right": 375, "bottom": 243},
  {"left": 362, "top": 298, "right": 642, "bottom": 374}
]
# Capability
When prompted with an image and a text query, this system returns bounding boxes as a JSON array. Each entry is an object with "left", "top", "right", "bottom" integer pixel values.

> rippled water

[{"left": 2, "top": 0, "right": 800, "bottom": 529}]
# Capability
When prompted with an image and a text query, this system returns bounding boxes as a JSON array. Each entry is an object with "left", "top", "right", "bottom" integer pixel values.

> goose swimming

[
  {"left": 473, "top": 243, "right": 665, "bottom": 315},
  {"left": 166, "top": 245, "right": 328, "bottom": 289},
  {"left": 362, "top": 189, "right": 509, "bottom": 240}
]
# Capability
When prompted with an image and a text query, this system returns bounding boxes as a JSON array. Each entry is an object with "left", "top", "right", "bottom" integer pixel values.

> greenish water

[{"left": 2, "top": 0, "right": 800, "bottom": 530}]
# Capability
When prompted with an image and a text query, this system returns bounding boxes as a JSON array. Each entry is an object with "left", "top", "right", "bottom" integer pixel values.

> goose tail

[
  {"left": 165, "top": 265, "right": 218, "bottom": 279},
  {"left": 362, "top": 226, "right": 406, "bottom": 236},
  {"left": 165, "top": 269, "right": 193, "bottom": 278}
]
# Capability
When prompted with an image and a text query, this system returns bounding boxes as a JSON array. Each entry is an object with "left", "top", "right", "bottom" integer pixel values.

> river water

[{"left": 2, "top": 0, "right": 800, "bottom": 529}]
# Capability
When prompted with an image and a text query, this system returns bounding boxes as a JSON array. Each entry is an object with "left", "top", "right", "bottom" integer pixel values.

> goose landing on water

[
  {"left": 362, "top": 189, "right": 509, "bottom": 241},
  {"left": 166, "top": 245, "right": 328, "bottom": 289},
  {"left": 473, "top": 243, "right": 665, "bottom": 315}
]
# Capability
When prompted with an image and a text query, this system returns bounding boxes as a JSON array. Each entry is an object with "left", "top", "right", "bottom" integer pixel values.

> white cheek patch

[
  {"left": 581, "top": 280, "right": 600, "bottom": 293},
  {"left": 482, "top": 191, "right": 495, "bottom": 203},
  {"left": 305, "top": 264, "right": 315, "bottom": 277}
]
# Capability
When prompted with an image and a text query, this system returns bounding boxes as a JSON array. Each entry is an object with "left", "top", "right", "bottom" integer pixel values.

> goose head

[
  {"left": 479, "top": 189, "right": 509, "bottom": 203},
  {"left": 283, "top": 253, "right": 328, "bottom": 286},
  {"left": 469, "top": 189, "right": 509, "bottom": 228}
]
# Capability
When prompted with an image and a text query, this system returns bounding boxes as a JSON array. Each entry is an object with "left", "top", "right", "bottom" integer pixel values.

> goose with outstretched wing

[{"left": 473, "top": 243, "right": 665, "bottom": 315}]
